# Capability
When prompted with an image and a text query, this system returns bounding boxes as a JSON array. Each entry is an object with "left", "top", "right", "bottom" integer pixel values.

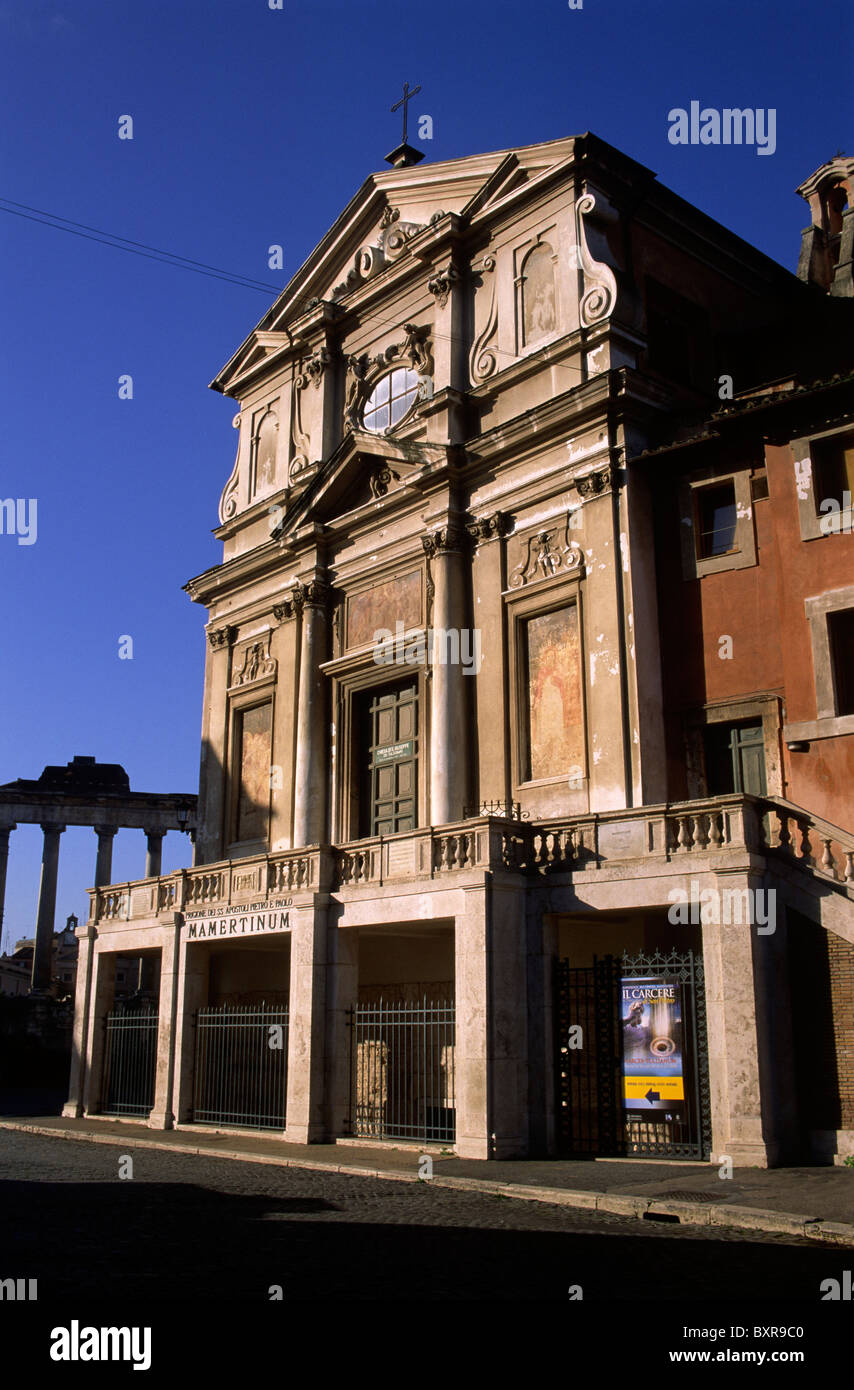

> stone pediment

[
  {"left": 271, "top": 432, "right": 448, "bottom": 543},
  {"left": 211, "top": 137, "right": 581, "bottom": 396}
]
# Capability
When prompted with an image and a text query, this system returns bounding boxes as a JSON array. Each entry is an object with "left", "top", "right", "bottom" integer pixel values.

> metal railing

[
  {"left": 192, "top": 1003, "right": 289, "bottom": 1130},
  {"left": 102, "top": 1002, "right": 159, "bottom": 1117},
  {"left": 349, "top": 997, "right": 455, "bottom": 1143}
]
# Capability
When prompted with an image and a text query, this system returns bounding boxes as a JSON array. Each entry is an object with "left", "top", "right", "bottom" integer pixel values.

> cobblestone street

[{"left": 1, "top": 1130, "right": 846, "bottom": 1304}]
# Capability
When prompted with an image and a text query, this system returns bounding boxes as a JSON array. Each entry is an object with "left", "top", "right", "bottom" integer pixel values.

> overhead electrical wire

[
  {"left": 0, "top": 194, "right": 586, "bottom": 377},
  {"left": 0, "top": 196, "right": 282, "bottom": 293}
]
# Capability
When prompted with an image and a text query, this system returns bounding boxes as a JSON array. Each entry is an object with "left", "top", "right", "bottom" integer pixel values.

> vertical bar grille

[
  {"left": 349, "top": 997, "right": 455, "bottom": 1143},
  {"left": 102, "top": 1003, "right": 158, "bottom": 1118},
  {"left": 192, "top": 1003, "right": 289, "bottom": 1130}
]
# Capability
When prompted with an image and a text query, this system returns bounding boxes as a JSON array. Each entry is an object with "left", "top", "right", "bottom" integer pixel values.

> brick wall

[{"left": 789, "top": 914, "right": 854, "bottom": 1132}]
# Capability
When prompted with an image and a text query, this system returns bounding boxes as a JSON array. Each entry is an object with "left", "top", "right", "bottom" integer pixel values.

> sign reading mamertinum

[{"left": 185, "top": 898, "right": 292, "bottom": 939}]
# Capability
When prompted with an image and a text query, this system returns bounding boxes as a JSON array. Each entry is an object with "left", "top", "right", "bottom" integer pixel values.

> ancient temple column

[
  {"left": 292, "top": 582, "right": 329, "bottom": 847},
  {"left": 144, "top": 830, "right": 164, "bottom": 879},
  {"left": 93, "top": 825, "right": 117, "bottom": 889},
  {"left": 0, "top": 823, "right": 15, "bottom": 942},
  {"left": 32, "top": 823, "right": 65, "bottom": 992},
  {"left": 425, "top": 528, "right": 468, "bottom": 825}
]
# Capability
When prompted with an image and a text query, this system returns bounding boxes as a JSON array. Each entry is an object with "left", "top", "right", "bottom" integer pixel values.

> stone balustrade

[
  {"left": 87, "top": 794, "right": 853, "bottom": 925},
  {"left": 754, "top": 798, "right": 854, "bottom": 884}
]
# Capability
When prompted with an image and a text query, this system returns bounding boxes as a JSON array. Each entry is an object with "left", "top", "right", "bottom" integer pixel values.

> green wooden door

[
  {"left": 704, "top": 720, "right": 767, "bottom": 796},
  {"left": 363, "top": 682, "right": 418, "bottom": 837}
]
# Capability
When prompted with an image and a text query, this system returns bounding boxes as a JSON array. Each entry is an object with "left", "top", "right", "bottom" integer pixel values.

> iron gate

[
  {"left": 555, "top": 950, "right": 711, "bottom": 1159},
  {"left": 555, "top": 955, "right": 621, "bottom": 1156},
  {"left": 349, "top": 998, "right": 455, "bottom": 1142},
  {"left": 102, "top": 1002, "right": 158, "bottom": 1117},
  {"left": 193, "top": 1003, "right": 289, "bottom": 1130}
]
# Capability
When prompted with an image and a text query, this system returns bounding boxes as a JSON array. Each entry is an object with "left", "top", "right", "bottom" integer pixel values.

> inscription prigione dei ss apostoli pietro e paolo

[{"left": 184, "top": 899, "right": 292, "bottom": 939}]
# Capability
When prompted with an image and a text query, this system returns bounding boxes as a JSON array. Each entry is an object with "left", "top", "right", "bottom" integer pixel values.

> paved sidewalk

[{"left": 3, "top": 1112, "right": 853, "bottom": 1246}]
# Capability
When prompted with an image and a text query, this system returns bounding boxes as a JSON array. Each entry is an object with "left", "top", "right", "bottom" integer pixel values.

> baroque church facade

[{"left": 65, "top": 135, "right": 854, "bottom": 1166}]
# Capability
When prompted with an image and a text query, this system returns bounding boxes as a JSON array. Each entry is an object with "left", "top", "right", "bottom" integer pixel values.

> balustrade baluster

[{"left": 777, "top": 814, "right": 792, "bottom": 853}]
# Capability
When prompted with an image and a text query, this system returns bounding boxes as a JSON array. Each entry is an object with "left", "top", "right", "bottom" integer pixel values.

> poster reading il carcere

[{"left": 621, "top": 976, "right": 685, "bottom": 1112}]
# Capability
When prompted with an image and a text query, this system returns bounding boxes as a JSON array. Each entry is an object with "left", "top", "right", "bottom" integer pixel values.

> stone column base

[
  {"left": 283, "top": 1123, "right": 325, "bottom": 1145},
  {"left": 61, "top": 1100, "right": 83, "bottom": 1119},
  {"left": 147, "top": 1110, "right": 174, "bottom": 1131},
  {"left": 723, "top": 1141, "right": 775, "bottom": 1169}
]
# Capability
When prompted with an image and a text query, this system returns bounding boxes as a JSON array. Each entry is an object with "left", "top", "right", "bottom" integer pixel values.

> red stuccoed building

[{"left": 645, "top": 155, "right": 854, "bottom": 1161}]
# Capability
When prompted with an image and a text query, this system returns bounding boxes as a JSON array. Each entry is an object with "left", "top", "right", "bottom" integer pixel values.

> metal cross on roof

[{"left": 391, "top": 81, "right": 421, "bottom": 146}]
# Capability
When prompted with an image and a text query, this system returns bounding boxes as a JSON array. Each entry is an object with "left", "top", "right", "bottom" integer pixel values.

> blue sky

[{"left": 0, "top": 0, "right": 851, "bottom": 949}]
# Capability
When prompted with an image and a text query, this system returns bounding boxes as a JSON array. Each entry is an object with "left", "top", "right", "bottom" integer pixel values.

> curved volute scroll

[
  {"left": 469, "top": 255, "right": 498, "bottom": 384},
  {"left": 574, "top": 192, "right": 618, "bottom": 328},
  {"left": 218, "top": 414, "right": 242, "bottom": 524}
]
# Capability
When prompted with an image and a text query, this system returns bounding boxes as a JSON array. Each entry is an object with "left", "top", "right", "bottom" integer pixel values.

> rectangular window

[
  {"left": 234, "top": 702, "right": 273, "bottom": 843},
  {"left": 523, "top": 604, "right": 584, "bottom": 782},
  {"left": 828, "top": 609, "right": 854, "bottom": 717},
  {"left": 813, "top": 432, "right": 854, "bottom": 516},
  {"left": 695, "top": 482, "right": 738, "bottom": 558}
]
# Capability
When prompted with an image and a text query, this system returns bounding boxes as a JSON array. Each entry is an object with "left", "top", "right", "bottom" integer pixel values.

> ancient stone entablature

[
  {"left": 508, "top": 518, "right": 584, "bottom": 588},
  {"left": 231, "top": 633, "right": 276, "bottom": 686},
  {"left": 218, "top": 414, "right": 242, "bottom": 524}
]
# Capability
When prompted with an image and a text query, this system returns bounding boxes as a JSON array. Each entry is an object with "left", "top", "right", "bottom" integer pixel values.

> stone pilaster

[
  {"left": 467, "top": 514, "right": 510, "bottom": 807},
  {"left": 702, "top": 870, "right": 775, "bottom": 1166},
  {"left": 62, "top": 923, "right": 95, "bottom": 1118},
  {"left": 148, "top": 919, "right": 180, "bottom": 1130},
  {"left": 284, "top": 899, "right": 330, "bottom": 1142},
  {"left": 196, "top": 624, "right": 236, "bottom": 863},
  {"left": 455, "top": 881, "right": 529, "bottom": 1159},
  {"left": 574, "top": 464, "right": 629, "bottom": 810},
  {"left": 325, "top": 922, "right": 358, "bottom": 1139}
]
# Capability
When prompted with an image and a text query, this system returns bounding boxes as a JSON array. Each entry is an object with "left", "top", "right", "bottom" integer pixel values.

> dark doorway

[{"left": 704, "top": 719, "right": 767, "bottom": 796}]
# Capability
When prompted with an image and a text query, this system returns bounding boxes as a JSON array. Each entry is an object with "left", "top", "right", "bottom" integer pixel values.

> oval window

[{"left": 362, "top": 367, "right": 420, "bottom": 433}]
